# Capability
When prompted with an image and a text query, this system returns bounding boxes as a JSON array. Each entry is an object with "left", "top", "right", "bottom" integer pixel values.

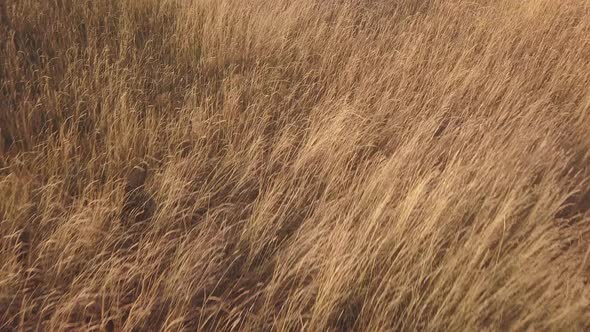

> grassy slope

[{"left": 1, "top": 0, "right": 590, "bottom": 330}]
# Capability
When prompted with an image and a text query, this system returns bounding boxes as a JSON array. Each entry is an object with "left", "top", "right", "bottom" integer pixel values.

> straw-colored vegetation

[{"left": 1, "top": 0, "right": 590, "bottom": 330}]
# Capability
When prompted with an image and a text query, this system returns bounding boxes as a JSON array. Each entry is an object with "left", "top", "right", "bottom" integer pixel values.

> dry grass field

[{"left": 1, "top": 0, "right": 590, "bottom": 330}]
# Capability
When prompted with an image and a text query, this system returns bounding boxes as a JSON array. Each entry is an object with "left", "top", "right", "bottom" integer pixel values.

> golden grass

[{"left": 1, "top": 0, "right": 590, "bottom": 330}]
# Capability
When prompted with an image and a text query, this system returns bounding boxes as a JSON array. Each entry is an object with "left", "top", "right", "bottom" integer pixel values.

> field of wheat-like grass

[{"left": 1, "top": 0, "right": 590, "bottom": 330}]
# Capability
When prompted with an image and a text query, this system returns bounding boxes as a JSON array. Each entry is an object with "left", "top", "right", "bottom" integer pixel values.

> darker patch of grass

[{"left": 327, "top": 294, "right": 364, "bottom": 331}]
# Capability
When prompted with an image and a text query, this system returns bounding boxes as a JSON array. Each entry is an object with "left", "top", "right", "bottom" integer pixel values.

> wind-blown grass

[{"left": 1, "top": 0, "right": 590, "bottom": 330}]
